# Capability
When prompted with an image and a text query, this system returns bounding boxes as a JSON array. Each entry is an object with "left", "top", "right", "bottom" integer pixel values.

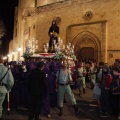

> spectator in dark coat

[{"left": 28, "top": 61, "right": 47, "bottom": 120}]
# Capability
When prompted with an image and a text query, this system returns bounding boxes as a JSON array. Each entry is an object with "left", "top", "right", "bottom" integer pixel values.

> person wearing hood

[{"left": 28, "top": 61, "right": 47, "bottom": 120}]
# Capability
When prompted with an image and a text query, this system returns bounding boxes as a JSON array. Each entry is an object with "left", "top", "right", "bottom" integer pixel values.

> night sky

[{"left": 0, "top": 0, "right": 18, "bottom": 54}]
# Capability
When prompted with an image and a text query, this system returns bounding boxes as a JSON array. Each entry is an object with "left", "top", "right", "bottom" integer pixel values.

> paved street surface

[{"left": 1, "top": 82, "right": 120, "bottom": 120}]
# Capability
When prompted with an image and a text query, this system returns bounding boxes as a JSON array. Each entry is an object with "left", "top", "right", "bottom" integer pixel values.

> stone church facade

[{"left": 9, "top": 0, "right": 120, "bottom": 65}]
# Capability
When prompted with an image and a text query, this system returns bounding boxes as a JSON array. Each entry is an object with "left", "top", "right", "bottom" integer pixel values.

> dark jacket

[
  {"left": 28, "top": 68, "right": 47, "bottom": 97},
  {"left": 48, "top": 25, "right": 59, "bottom": 34}
]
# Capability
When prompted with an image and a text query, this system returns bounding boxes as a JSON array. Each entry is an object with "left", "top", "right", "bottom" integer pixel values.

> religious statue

[{"left": 48, "top": 20, "right": 59, "bottom": 52}]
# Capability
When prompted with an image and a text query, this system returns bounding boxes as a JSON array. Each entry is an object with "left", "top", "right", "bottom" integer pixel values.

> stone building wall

[
  {"left": 37, "top": 0, "right": 64, "bottom": 6},
  {"left": 35, "top": 0, "right": 120, "bottom": 64},
  {"left": 9, "top": 0, "right": 120, "bottom": 65}
]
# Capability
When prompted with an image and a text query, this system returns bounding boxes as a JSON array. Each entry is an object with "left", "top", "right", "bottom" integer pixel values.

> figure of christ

[{"left": 48, "top": 20, "right": 59, "bottom": 52}]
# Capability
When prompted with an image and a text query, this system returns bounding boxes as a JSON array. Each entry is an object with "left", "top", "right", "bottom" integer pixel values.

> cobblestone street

[{"left": 2, "top": 83, "right": 119, "bottom": 120}]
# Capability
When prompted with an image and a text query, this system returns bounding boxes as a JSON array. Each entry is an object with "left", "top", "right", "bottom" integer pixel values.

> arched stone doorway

[{"left": 72, "top": 31, "right": 101, "bottom": 61}]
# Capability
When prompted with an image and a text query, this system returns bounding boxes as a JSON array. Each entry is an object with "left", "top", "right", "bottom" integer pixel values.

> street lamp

[{"left": 18, "top": 47, "right": 21, "bottom": 52}]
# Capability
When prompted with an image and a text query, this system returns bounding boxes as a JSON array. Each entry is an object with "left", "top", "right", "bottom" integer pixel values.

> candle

[
  {"left": 71, "top": 49, "right": 74, "bottom": 53},
  {"left": 72, "top": 45, "right": 74, "bottom": 49},
  {"left": 46, "top": 43, "right": 49, "bottom": 47},
  {"left": 69, "top": 43, "right": 71, "bottom": 46},
  {"left": 63, "top": 45, "right": 65, "bottom": 49},
  {"left": 67, "top": 45, "right": 69, "bottom": 49},
  {"left": 44, "top": 48, "right": 47, "bottom": 53},
  {"left": 43, "top": 45, "right": 46, "bottom": 48},
  {"left": 36, "top": 45, "right": 38, "bottom": 49},
  {"left": 55, "top": 45, "right": 57, "bottom": 48},
  {"left": 58, "top": 37, "right": 60, "bottom": 41}
]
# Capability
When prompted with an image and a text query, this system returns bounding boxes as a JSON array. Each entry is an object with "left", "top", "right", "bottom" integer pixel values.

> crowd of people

[{"left": 0, "top": 56, "right": 120, "bottom": 120}]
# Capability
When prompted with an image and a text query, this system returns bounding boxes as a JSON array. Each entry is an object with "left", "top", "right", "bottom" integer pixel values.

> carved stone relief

[{"left": 83, "top": 10, "right": 93, "bottom": 20}]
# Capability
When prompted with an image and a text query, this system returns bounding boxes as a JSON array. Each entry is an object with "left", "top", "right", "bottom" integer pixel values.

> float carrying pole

[{"left": 7, "top": 92, "right": 10, "bottom": 115}]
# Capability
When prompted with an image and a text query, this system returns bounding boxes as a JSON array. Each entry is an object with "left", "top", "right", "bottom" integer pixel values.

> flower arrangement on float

[
  {"left": 22, "top": 51, "right": 33, "bottom": 59},
  {"left": 69, "top": 54, "right": 77, "bottom": 61},
  {"left": 53, "top": 52, "right": 66, "bottom": 60},
  {"left": 22, "top": 44, "right": 33, "bottom": 59},
  {"left": 51, "top": 37, "right": 77, "bottom": 61},
  {"left": 22, "top": 38, "right": 38, "bottom": 59}
]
